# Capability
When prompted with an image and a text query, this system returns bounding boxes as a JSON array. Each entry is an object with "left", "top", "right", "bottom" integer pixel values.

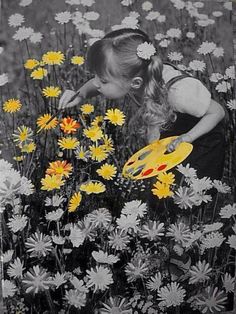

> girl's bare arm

[
  {"left": 59, "top": 78, "right": 100, "bottom": 109},
  {"left": 167, "top": 99, "right": 225, "bottom": 151}
]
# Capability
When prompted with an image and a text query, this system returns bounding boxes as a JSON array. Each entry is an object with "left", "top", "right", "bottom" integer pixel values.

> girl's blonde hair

[{"left": 87, "top": 28, "right": 175, "bottom": 142}]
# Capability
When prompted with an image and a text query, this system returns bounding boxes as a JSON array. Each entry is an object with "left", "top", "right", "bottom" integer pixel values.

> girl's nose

[{"left": 93, "top": 76, "right": 101, "bottom": 89}]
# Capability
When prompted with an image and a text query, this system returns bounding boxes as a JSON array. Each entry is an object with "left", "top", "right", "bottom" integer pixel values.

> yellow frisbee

[{"left": 122, "top": 136, "right": 193, "bottom": 180}]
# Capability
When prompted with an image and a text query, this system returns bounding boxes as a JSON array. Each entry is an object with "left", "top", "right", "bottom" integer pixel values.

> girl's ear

[{"left": 131, "top": 77, "right": 143, "bottom": 89}]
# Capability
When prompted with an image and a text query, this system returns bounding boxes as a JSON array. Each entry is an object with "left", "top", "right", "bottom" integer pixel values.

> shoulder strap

[{"left": 163, "top": 62, "right": 192, "bottom": 90}]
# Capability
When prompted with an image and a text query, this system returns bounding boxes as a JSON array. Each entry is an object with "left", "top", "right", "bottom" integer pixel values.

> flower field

[{"left": 0, "top": 0, "right": 236, "bottom": 313}]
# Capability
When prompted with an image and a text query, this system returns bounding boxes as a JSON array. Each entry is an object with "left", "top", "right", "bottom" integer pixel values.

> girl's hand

[
  {"left": 59, "top": 89, "right": 82, "bottom": 110},
  {"left": 167, "top": 134, "right": 193, "bottom": 152}
]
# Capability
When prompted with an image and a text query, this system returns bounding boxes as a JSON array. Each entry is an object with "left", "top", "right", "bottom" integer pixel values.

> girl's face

[{"left": 93, "top": 74, "right": 132, "bottom": 99}]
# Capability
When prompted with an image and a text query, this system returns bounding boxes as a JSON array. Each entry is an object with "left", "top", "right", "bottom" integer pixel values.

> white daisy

[
  {"left": 108, "top": 229, "right": 131, "bottom": 251},
  {"left": 83, "top": 11, "right": 100, "bottom": 21},
  {"left": 212, "top": 11, "right": 223, "bottom": 17},
  {"left": 117, "top": 214, "right": 140, "bottom": 233},
  {"left": 146, "top": 272, "right": 162, "bottom": 291},
  {"left": 215, "top": 81, "right": 231, "bottom": 93},
  {"left": 157, "top": 15, "right": 166, "bottom": 23},
  {"left": 139, "top": 220, "right": 165, "bottom": 240},
  {"left": 19, "top": 0, "right": 33, "bottom": 6},
  {"left": 195, "top": 286, "right": 227, "bottom": 314},
  {"left": 223, "top": 2, "right": 232, "bottom": 11},
  {"left": 13, "top": 26, "right": 34, "bottom": 41},
  {"left": 227, "top": 235, "right": 236, "bottom": 249},
  {"left": 159, "top": 39, "right": 171, "bottom": 48},
  {"left": 2, "top": 280, "right": 17, "bottom": 298},
  {"left": 155, "top": 33, "right": 165, "bottom": 41},
  {"left": 29, "top": 32, "right": 43, "bottom": 44},
  {"left": 51, "top": 235, "right": 65, "bottom": 245},
  {"left": 8, "top": 13, "right": 25, "bottom": 27},
  {"left": 226, "top": 99, "right": 236, "bottom": 110},
  {"left": 222, "top": 273, "right": 235, "bottom": 293},
  {"left": 121, "top": 0, "right": 133, "bottom": 6},
  {"left": 86, "top": 266, "right": 113, "bottom": 292},
  {"left": 7, "top": 257, "right": 24, "bottom": 279},
  {"left": 225, "top": 65, "right": 235, "bottom": 80},
  {"left": 189, "top": 260, "right": 212, "bottom": 284},
  {"left": 51, "top": 272, "right": 67, "bottom": 289},
  {"left": 0, "top": 73, "right": 9, "bottom": 86},
  {"left": 176, "top": 163, "right": 197, "bottom": 183},
  {"left": 92, "top": 250, "right": 119, "bottom": 265},
  {"left": 87, "top": 208, "right": 112, "bottom": 229},
  {"left": 209, "top": 72, "right": 224, "bottom": 83},
  {"left": 220, "top": 204, "right": 236, "bottom": 219},
  {"left": 212, "top": 180, "right": 231, "bottom": 193},
  {"left": 125, "top": 259, "right": 149, "bottom": 283},
  {"left": 186, "top": 32, "right": 195, "bottom": 39},
  {"left": 168, "top": 52, "right": 183, "bottom": 62},
  {"left": 23, "top": 265, "right": 52, "bottom": 294},
  {"left": 45, "top": 194, "right": 65, "bottom": 207},
  {"left": 70, "top": 277, "right": 88, "bottom": 293},
  {"left": 80, "top": 0, "right": 95, "bottom": 6},
  {"left": 197, "top": 41, "right": 217, "bottom": 55},
  {"left": 190, "top": 177, "right": 212, "bottom": 193},
  {"left": 157, "top": 282, "right": 186, "bottom": 307},
  {"left": 45, "top": 208, "right": 64, "bottom": 221},
  {"left": 145, "top": 11, "right": 160, "bottom": 21},
  {"left": 7, "top": 214, "right": 28, "bottom": 233},
  {"left": 172, "top": 0, "right": 185, "bottom": 10},
  {"left": 201, "top": 231, "right": 225, "bottom": 250},
  {"left": 203, "top": 223, "right": 223, "bottom": 234},
  {"left": 65, "top": 289, "right": 86, "bottom": 309},
  {"left": 137, "top": 42, "right": 156, "bottom": 60},
  {"left": 213, "top": 47, "right": 224, "bottom": 58},
  {"left": 166, "top": 28, "right": 182, "bottom": 38},
  {"left": 166, "top": 222, "right": 191, "bottom": 245},
  {"left": 25, "top": 232, "right": 53, "bottom": 257},
  {"left": 142, "top": 1, "right": 153, "bottom": 11},
  {"left": 55, "top": 11, "right": 72, "bottom": 24},
  {"left": 121, "top": 200, "right": 147, "bottom": 218},
  {"left": 1, "top": 250, "right": 14, "bottom": 264},
  {"left": 173, "top": 186, "right": 195, "bottom": 209},
  {"left": 189, "top": 60, "right": 206, "bottom": 72}
]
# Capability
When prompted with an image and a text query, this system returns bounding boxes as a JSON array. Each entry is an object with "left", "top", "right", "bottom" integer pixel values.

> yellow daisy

[
  {"left": 42, "top": 86, "right": 62, "bottom": 98},
  {"left": 30, "top": 67, "right": 48, "bottom": 80},
  {"left": 157, "top": 172, "right": 175, "bottom": 185},
  {"left": 89, "top": 144, "right": 108, "bottom": 162},
  {"left": 80, "top": 181, "right": 106, "bottom": 194},
  {"left": 68, "top": 192, "right": 82, "bottom": 212},
  {"left": 83, "top": 126, "right": 103, "bottom": 142},
  {"left": 91, "top": 115, "right": 104, "bottom": 127},
  {"left": 46, "top": 160, "right": 73, "bottom": 178},
  {"left": 58, "top": 137, "right": 80, "bottom": 150},
  {"left": 71, "top": 56, "right": 85, "bottom": 65},
  {"left": 41, "top": 174, "right": 65, "bottom": 191},
  {"left": 101, "top": 135, "right": 114, "bottom": 153},
  {"left": 13, "top": 155, "right": 25, "bottom": 162},
  {"left": 13, "top": 125, "right": 33, "bottom": 144},
  {"left": 3, "top": 99, "right": 22, "bottom": 113},
  {"left": 104, "top": 108, "right": 125, "bottom": 126},
  {"left": 20, "top": 142, "right": 36, "bottom": 153},
  {"left": 96, "top": 163, "right": 117, "bottom": 180},
  {"left": 80, "top": 103, "right": 94, "bottom": 115},
  {"left": 37, "top": 114, "right": 58, "bottom": 131},
  {"left": 42, "top": 51, "right": 65, "bottom": 65},
  {"left": 151, "top": 182, "right": 173, "bottom": 199},
  {"left": 24, "top": 59, "right": 40, "bottom": 70}
]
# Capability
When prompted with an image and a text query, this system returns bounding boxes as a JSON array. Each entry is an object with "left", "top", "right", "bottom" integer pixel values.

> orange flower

[
  {"left": 60, "top": 117, "right": 80, "bottom": 134},
  {"left": 46, "top": 160, "right": 73, "bottom": 178}
]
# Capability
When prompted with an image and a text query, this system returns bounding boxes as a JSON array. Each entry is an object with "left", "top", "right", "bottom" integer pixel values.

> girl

[{"left": 59, "top": 28, "right": 226, "bottom": 180}]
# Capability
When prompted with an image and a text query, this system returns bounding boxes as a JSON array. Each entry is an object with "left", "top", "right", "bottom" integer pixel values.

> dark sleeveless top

[{"left": 161, "top": 62, "right": 226, "bottom": 180}]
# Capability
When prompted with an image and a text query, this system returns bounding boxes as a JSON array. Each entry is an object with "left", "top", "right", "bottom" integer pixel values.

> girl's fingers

[{"left": 59, "top": 90, "right": 76, "bottom": 109}]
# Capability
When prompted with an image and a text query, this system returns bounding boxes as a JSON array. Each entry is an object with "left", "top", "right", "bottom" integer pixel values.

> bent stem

[{"left": 45, "top": 289, "right": 56, "bottom": 314}]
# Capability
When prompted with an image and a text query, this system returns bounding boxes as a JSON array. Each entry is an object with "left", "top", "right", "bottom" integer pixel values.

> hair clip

[{"left": 136, "top": 42, "right": 156, "bottom": 60}]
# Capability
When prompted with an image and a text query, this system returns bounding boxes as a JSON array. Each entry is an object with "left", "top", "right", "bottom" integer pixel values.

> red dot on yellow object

[
  {"left": 142, "top": 168, "right": 154, "bottom": 176},
  {"left": 157, "top": 164, "right": 167, "bottom": 171}
]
